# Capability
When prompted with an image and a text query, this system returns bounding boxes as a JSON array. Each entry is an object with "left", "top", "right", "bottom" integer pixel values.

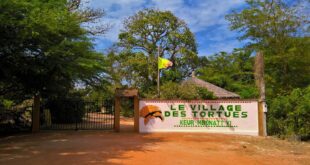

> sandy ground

[{"left": 0, "top": 118, "right": 309, "bottom": 165}]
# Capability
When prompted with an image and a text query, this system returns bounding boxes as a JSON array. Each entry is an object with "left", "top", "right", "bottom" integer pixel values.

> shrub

[{"left": 268, "top": 86, "right": 310, "bottom": 139}]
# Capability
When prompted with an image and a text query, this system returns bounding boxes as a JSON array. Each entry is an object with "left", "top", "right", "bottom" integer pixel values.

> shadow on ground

[
  {"left": 0, "top": 130, "right": 164, "bottom": 165},
  {"left": 0, "top": 118, "right": 309, "bottom": 165},
  {"left": 0, "top": 117, "right": 159, "bottom": 165}
]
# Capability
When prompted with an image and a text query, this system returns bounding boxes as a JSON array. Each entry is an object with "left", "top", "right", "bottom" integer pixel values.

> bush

[
  {"left": 120, "top": 98, "right": 134, "bottom": 117},
  {"left": 47, "top": 98, "right": 86, "bottom": 124},
  {"left": 268, "top": 86, "right": 310, "bottom": 139},
  {"left": 160, "top": 81, "right": 216, "bottom": 100}
]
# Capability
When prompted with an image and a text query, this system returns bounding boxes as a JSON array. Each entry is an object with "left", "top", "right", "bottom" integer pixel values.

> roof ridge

[{"left": 183, "top": 77, "right": 240, "bottom": 98}]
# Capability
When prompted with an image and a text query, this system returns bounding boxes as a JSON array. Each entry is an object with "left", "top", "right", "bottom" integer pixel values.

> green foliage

[
  {"left": 0, "top": 99, "right": 14, "bottom": 109},
  {"left": 226, "top": 0, "right": 309, "bottom": 138},
  {"left": 197, "top": 50, "right": 258, "bottom": 99},
  {"left": 226, "top": 0, "right": 310, "bottom": 95},
  {"left": 47, "top": 98, "right": 86, "bottom": 124},
  {"left": 0, "top": 0, "right": 108, "bottom": 102},
  {"left": 268, "top": 86, "right": 310, "bottom": 139},
  {"left": 159, "top": 81, "right": 215, "bottom": 100},
  {"left": 120, "top": 98, "right": 134, "bottom": 117},
  {"left": 117, "top": 9, "right": 198, "bottom": 95}
]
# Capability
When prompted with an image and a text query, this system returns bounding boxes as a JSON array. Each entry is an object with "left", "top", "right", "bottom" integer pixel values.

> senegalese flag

[{"left": 158, "top": 57, "right": 173, "bottom": 69}]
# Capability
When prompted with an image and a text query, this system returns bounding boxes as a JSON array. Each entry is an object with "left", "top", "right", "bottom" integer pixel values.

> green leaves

[
  {"left": 268, "top": 86, "right": 310, "bottom": 137},
  {"left": 226, "top": 1, "right": 309, "bottom": 138},
  {"left": 197, "top": 50, "right": 258, "bottom": 99},
  {"left": 226, "top": 0, "right": 309, "bottom": 96},
  {"left": 0, "top": 0, "right": 108, "bottom": 101},
  {"left": 117, "top": 9, "right": 198, "bottom": 95}
]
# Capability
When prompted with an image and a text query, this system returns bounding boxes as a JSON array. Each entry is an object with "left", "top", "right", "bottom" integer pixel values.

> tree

[
  {"left": 197, "top": 50, "right": 258, "bottom": 99},
  {"left": 0, "top": 0, "right": 109, "bottom": 103},
  {"left": 226, "top": 0, "right": 310, "bottom": 138},
  {"left": 117, "top": 9, "right": 198, "bottom": 94},
  {"left": 226, "top": 0, "right": 310, "bottom": 95}
]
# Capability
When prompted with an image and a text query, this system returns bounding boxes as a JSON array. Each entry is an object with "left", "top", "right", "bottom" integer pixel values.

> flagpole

[{"left": 157, "top": 45, "right": 160, "bottom": 98}]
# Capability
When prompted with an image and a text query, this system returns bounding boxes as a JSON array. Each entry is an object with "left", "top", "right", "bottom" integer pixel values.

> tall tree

[
  {"left": 118, "top": 9, "right": 198, "bottom": 94},
  {"left": 0, "top": 0, "right": 109, "bottom": 102},
  {"left": 226, "top": 0, "right": 310, "bottom": 95},
  {"left": 226, "top": 0, "right": 310, "bottom": 137}
]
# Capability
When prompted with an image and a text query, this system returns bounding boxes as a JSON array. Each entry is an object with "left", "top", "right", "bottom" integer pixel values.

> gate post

[
  {"left": 134, "top": 96, "right": 139, "bottom": 133},
  {"left": 115, "top": 88, "right": 139, "bottom": 133},
  {"left": 114, "top": 96, "right": 120, "bottom": 132},
  {"left": 32, "top": 94, "right": 40, "bottom": 133}
]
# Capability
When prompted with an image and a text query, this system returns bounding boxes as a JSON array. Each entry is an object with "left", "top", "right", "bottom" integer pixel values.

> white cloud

[
  {"left": 83, "top": 0, "right": 246, "bottom": 54},
  {"left": 150, "top": 0, "right": 245, "bottom": 32}
]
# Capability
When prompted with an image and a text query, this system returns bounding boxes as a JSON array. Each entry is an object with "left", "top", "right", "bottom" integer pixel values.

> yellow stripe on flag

[{"left": 158, "top": 57, "right": 173, "bottom": 69}]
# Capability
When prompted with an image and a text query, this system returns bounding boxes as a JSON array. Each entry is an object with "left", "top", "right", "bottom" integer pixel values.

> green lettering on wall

[
  {"left": 164, "top": 111, "right": 170, "bottom": 117},
  {"left": 173, "top": 111, "right": 178, "bottom": 117},
  {"left": 210, "top": 105, "right": 217, "bottom": 111},
  {"left": 179, "top": 105, "right": 185, "bottom": 110},
  {"left": 233, "top": 112, "right": 239, "bottom": 118},
  {"left": 241, "top": 112, "right": 248, "bottom": 118},
  {"left": 227, "top": 105, "right": 233, "bottom": 111},
  {"left": 226, "top": 121, "right": 231, "bottom": 127},
  {"left": 216, "top": 111, "right": 223, "bottom": 117},
  {"left": 192, "top": 111, "right": 198, "bottom": 117},
  {"left": 208, "top": 112, "right": 214, "bottom": 117},
  {"left": 224, "top": 112, "right": 231, "bottom": 117},
  {"left": 200, "top": 111, "right": 206, "bottom": 117},
  {"left": 181, "top": 111, "right": 186, "bottom": 117},
  {"left": 190, "top": 105, "right": 196, "bottom": 111},
  {"left": 219, "top": 105, "right": 225, "bottom": 111},
  {"left": 235, "top": 105, "right": 241, "bottom": 111},
  {"left": 202, "top": 105, "right": 208, "bottom": 111}
]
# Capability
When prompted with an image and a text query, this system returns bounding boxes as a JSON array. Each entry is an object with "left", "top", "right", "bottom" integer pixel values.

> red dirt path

[{"left": 0, "top": 118, "right": 309, "bottom": 165}]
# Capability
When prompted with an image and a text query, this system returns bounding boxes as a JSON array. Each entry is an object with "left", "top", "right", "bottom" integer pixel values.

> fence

[{"left": 40, "top": 99, "right": 114, "bottom": 130}]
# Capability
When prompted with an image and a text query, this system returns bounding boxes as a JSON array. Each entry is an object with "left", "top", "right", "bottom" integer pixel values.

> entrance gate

[
  {"left": 40, "top": 100, "right": 114, "bottom": 130},
  {"left": 114, "top": 88, "right": 139, "bottom": 132}
]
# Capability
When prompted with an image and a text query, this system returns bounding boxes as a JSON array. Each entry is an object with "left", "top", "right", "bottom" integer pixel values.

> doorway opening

[
  {"left": 120, "top": 97, "right": 134, "bottom": 132},
  {"left": 114, "top": 88, "right": 139, "bottom": 132}
]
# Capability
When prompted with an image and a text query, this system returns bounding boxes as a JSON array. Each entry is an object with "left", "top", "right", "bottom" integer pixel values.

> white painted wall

[{"left": 139, "top": 100, "right": 259, "bottom": 136}]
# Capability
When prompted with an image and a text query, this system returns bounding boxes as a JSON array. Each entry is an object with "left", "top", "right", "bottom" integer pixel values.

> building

[{"left": 183, "top": 73, "right": 240, "bottom": 99}]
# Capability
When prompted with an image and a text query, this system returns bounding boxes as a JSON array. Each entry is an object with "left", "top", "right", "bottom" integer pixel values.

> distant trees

[
  {"left": 197, "top": 50, "right": 258, "bottom": 99},
  {"left": 0, "top": 0, "right": 109, "bottom": 104}
]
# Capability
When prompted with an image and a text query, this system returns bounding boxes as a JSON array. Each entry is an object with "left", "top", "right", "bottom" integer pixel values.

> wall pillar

[
  {"left": 32, "top": 94, "right": 40, "bottom": 133},
  {"left": 134, "top": 96, "right": 139, "bottom": 133},
  {"left": 114, "top": 96, "right": 120, "bottom": 132}
]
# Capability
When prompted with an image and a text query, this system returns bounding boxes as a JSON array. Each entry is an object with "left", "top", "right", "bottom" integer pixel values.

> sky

[{"left": 84, "top": 0, "right": 248, "bottom": 56}]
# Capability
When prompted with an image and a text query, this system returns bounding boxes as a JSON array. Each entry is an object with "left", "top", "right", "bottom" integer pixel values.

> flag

[{"left": 158, "top": 57, "right": 173, "bottom": 69}]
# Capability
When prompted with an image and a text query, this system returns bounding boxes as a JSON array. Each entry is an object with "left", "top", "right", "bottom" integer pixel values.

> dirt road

[{"left": 0, "top": 119, "right": 309, "bottom": 165}]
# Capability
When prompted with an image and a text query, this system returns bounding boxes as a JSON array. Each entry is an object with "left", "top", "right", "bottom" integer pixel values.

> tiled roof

[{"left": 183, "top": 77, "right": 240, "bottom": 99}]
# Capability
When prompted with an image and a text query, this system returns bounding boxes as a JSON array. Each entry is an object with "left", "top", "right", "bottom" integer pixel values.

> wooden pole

[
  {"left": 157, "top": 45, "right": 160, "bottom": 98},
  {"left": 255, "top": 52, "right": 267, "bottom": 136},
  {"left": 114, "top": 96, "right": 120, "bottom": 132}
]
